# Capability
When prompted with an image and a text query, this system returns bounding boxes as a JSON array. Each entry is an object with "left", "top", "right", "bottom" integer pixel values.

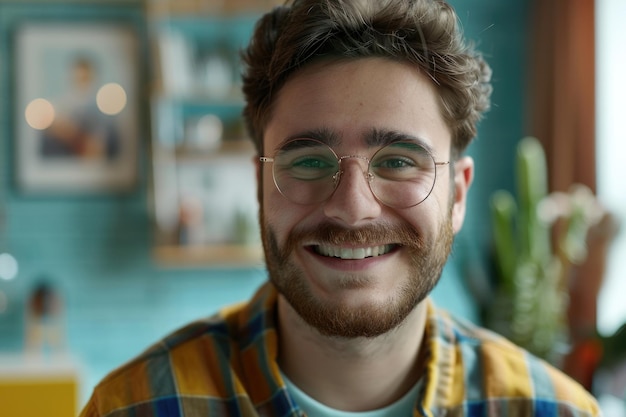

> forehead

[{"left": 264, "top": 57, "right": 451, "bottom": 154}]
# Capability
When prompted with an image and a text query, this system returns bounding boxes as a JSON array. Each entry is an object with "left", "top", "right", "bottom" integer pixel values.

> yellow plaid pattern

[{"left": 80, "top": 283, "right": 601, "bottom": 417}]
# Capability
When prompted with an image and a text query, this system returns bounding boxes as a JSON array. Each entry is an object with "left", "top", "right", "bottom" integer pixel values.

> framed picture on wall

[{"left": 13, "top": 22, "right": 140, "bottom": 193}]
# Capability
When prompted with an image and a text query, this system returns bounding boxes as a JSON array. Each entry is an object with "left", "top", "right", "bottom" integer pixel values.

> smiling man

[
  {"left": 260, "top": 58, "right": 459, "bottom": 345},
  {"left": 81, "top": 1, "right": 601, "bottom": 416}
]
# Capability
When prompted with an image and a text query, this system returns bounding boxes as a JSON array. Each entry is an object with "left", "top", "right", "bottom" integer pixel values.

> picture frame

[{"left": 14, "top": 21, "right": 140, "bottom": 193}]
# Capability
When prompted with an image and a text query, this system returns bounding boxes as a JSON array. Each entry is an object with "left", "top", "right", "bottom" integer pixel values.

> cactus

[{"left": 488, "top": 137, "right": 568, "bottom": 361}]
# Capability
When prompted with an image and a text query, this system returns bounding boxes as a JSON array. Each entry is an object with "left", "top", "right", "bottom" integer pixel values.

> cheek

[
  {"left": 260, "top": 165, "right": 283, "bottom": 215},
  {"left": 261, "top": 175, "right": 307, "bottom": 244},
  {"left": 431, "top": 177, "right": 454, "bottom": 214},
  {"left": 401, "top": 190, "right": 451, "bottom": 238}
]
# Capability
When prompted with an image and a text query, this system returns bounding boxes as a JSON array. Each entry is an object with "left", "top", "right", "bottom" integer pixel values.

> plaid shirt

[{"left": 80, "top": 283, "right": 601, "bottom": 417}]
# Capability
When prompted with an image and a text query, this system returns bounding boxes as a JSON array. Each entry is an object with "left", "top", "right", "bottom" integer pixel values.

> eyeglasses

[{"left": 260, "top": 138, "right": 449, "bottom": 208}]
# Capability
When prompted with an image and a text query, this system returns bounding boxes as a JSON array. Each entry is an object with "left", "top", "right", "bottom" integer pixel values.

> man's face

[{"left": 260, "top": 57, "right": 472, "bottom": 338}]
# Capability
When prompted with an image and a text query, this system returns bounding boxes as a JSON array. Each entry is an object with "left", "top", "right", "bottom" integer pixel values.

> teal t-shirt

[{"left": 281, "top": 372, "right": 421, "bottom": 417}]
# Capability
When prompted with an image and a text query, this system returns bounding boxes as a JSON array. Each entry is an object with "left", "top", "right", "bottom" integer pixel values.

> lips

[{"left": 312, "top": 244, "right": 395, "bottom": 260}]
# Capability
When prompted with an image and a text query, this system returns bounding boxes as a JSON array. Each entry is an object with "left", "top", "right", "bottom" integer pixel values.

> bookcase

[{"left": 146, "top": 1, "right": 278, "bottom": 267}]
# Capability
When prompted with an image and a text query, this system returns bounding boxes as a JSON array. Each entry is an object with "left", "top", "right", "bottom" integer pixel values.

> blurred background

[{"left": 0, "top": 0, "right": 624, "bottom": 415}]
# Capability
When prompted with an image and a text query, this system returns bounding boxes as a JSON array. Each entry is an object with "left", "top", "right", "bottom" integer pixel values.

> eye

[
  {"left": 276, "top": 152, "right": 338, "bottom": 181},
  {"left": 371, "top": 142, "right": 433, "bottom": 181},
  {"left": 292, "top": 156, "right": 334, "bottom": 169},
  {"left": 289, "top": 156, "right": 336, "bottom": 180},
  {"left": 373, "top": 156, "right": 421, "bottom": 181},
  {"left": 374, "top": 156, "right": 416, "bottom": 170}
]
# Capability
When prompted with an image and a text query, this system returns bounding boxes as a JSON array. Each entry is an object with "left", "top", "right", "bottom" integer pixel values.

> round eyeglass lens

[
  {"left": 368, "top": 141, "right": 437, "bottom": 208},
  {"left": 272, "top": 139, "right": 339, "bottom": 205}
]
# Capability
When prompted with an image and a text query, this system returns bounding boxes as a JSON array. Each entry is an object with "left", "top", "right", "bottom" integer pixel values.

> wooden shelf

[
  {"left": 148, "top": 6, "right": 263, "bottom": 268},
  {"left": 153, "top": 244, "right": 264, "bottom": 268},
  {"left": 147, "top": 0, "right": 281, "bottom": 17}
]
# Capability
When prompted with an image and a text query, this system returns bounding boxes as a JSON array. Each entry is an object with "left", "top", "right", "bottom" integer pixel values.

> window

[{"left": 596, "top": 0, "right": 626, "bottom": 336}]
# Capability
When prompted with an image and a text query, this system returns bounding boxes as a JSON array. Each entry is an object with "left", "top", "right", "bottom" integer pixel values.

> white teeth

[{"left": 316, "top": 244, "right": 392, "bottom": 259}]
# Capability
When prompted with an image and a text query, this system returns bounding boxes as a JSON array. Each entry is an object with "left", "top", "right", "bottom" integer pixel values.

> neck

[{"left": 277, "top": 296, "right": 429, "bottom": 412}]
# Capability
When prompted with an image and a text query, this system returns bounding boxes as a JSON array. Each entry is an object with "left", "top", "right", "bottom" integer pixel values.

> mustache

[{"left": 283, "top": 222, "right": 425, "bottom": 253}]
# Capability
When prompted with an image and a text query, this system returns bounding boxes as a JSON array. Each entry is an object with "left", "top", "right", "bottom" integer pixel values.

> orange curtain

[
  {"left": 529, "top": 0, "right": 596, "bottom": 193},
  {"left": 529, "top": 0, "right": 601, "bottom": 390}
]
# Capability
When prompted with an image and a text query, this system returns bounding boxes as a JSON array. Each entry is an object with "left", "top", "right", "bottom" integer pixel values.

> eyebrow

[
  {"left": 365, "top": 128, "right": 434, "bottom": 153},
  {"left": 277, "top": 127, "right": 341, "bottom": 150},
  {"left": 275, "top": 127, "right": 434, "bottom": 153}
]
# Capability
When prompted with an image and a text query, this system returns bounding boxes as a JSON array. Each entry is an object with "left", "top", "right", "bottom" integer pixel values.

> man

[
  {"left": 81, "top": 0, "right": 601, "bottom": 416},
  {"left": 41, "top": 56, "right": 120, "bottom": 160}
]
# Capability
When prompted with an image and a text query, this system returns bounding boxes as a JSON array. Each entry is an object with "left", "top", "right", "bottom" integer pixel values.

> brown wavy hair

[{"left": 241, "top": 0, "right": 492, "bottom": 158}]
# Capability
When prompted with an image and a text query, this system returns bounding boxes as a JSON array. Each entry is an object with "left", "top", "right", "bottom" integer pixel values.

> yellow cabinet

[{"left": 0, "top": 355, "right": 81, "bottom": 417}]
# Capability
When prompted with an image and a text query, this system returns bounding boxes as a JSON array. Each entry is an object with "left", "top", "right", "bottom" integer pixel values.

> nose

[{"left": 323, "top": 158, "right": 382, "bottom": 226}]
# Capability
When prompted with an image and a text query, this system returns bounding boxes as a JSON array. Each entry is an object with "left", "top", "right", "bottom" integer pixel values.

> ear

[{"left": 451, "top": 156, "right": 474, "bottom": 234}]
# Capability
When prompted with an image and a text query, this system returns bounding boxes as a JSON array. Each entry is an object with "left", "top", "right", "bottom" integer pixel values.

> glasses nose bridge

[
  {"left": 338, "top": 154, "right": 371, "bottom": 173},
  {"left": 334, "top": 154, "right": 375, "bottom": 189}
]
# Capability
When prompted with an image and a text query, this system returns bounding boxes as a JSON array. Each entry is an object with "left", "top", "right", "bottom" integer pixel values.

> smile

[{"left": 313, "top": 244, "right": 395, "bottom": 260}]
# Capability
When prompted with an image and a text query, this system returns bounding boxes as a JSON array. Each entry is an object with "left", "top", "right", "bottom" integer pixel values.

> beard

[{"left": 261, "top": 207, "right": 455, "bottom": 339}]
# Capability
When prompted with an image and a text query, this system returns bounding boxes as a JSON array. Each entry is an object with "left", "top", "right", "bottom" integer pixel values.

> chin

[{"left": 261, "top": 212, "right": 454, "bottom": 338}]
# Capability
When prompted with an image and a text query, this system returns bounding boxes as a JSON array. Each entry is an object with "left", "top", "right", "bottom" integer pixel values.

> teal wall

[
  {"left": 450, "top": 0, "right": 532, "bottom": 307},
  {"left": 0, "top": 0, "right": 530, "bottom": 406}
]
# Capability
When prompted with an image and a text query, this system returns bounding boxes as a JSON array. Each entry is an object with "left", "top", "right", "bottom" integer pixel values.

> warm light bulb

[
  {"left": 25, "top": 98, "right": 55, "bottom": 130},
  {"left": 96, "top": 83, "right": 127, "bottom": 115}
]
